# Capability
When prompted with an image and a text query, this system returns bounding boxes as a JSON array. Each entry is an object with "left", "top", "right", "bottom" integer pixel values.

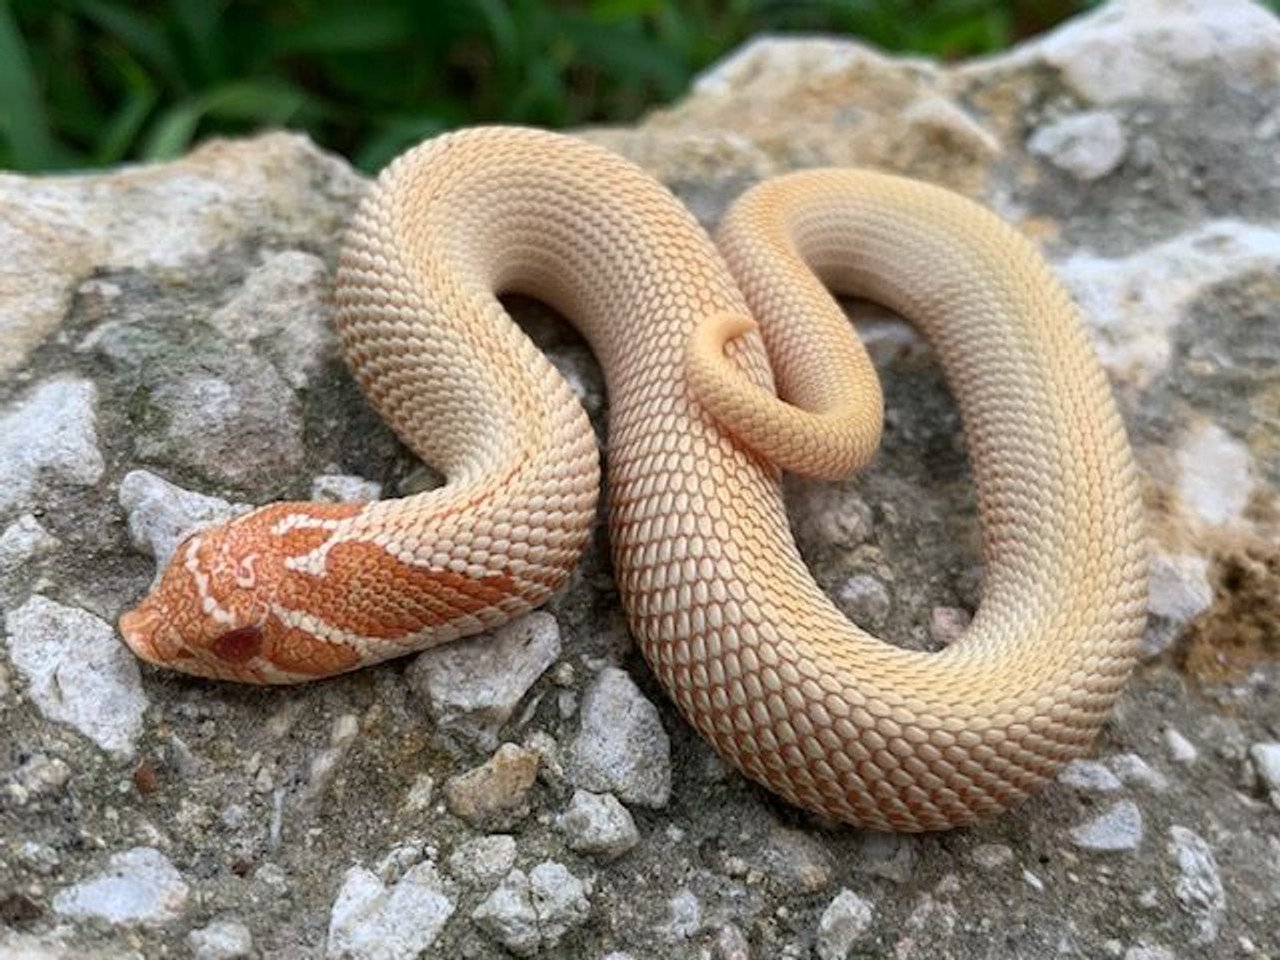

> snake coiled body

[{"left": 120, "top": 127, "right": 1148, "bottom": 831}]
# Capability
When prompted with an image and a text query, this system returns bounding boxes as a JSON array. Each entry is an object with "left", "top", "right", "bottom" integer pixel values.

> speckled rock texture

[{"left": 1, "top": 1, "right": 1277, "bottom": 957}]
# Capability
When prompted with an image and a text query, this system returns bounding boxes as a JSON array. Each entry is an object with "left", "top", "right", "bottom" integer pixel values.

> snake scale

[{"left": 120, "top": 127, "right": 1148, "bottom": 831}]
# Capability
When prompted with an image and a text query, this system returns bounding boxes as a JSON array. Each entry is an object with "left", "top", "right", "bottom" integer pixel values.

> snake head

[{"left": 118, "top": 503, "right": 364, "bottom": 684}]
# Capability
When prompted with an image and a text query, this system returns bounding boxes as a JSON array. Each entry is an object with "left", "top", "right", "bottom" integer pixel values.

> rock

[
  {"left": 712, "top": 923, "right": 750, "bottom": 960},
  {"left": 472, "top": 862, "right": 592, "bottom": 957},
  {"left": 0, "top": 514, "right": 59, "bottom": 580},
  {"left": 816, "top": 889, "right": 875, "bottom": 960},
  {"left": 327, "top": 861, "right": 454, "bottom": 960},
  {"left": 1163, "top": 729, "right": 1199, "bottom": 766},
  {"left": 566, "top": 667, "right": 671, "bottom": 808},
  {"left": 1167, "top": 826, "right": 1225, "bottom": 945},
  {"left": 1028, "top": 110, "right": 1127, "bottom": 181},
  {"left": 118, "top": 469, "right": 249, "bottom": 574},
  {"left": 1109, "top": 754, "right": 1169, "bottom": 793},
  {"left": 756, "top": 826, "right": 835, "bottom": 894},
  {"left": 2, "top": 753, "right": 71, "bottom": 806},
  {"left": 662, "top": 888, "right": 701, "bottom": 940},
  {"left": 52, "top": 847, "right": 189, "bottom": 925},
  {"left": 0, "top": 378, "right": 104, "bottom": 513},
  {"left": 855, "top": 834, "right": 915, "bottom": 884},
  {"left": 187, "top": 919, "right": 254, "bottom": 960},
  {"left": 969, "top": 844, "right": 1015, "bottom": 872},
  {"left": 406, "top": 612, "right": 562, "bottom": 751},
  {"left": 1249, "top": 742, "right": 1280, "bottom": 807},
  {"left": 557, "top": 790, "right": 640, "bottom": 861},
  {"left": 208, "top": 250, "right": 336, "bottom": 389},
  {"left": 0, "top": 133, "right": 362, "bottom": 378},
  {"left": 1175, "top": 421, "right": 1254, "bottom": 527},
  {"left": 1144, "top": 551, "right": 1215, "bottom": 657},
  {"left": 1069, "top": 800, "right": 1144, "bottom": 853},
  {"left": 1060, "top": 220, "right": 1280, "bottom": 389},
  {"left": 446, "top": 835, "right": 517, "bottom": 890},
  {"left": 927, "top": 606, "right": 970, "bottom": 647},
  {"left": 3, "top": 595, "right": 147, "bottom": 758},
  {"left": 311, "top": 473, "right": 382, "bottom": 504},
  {"left": 835, "top": 574, "right": 892, "bottom": 629},
  {"left": 443, "top": 743, "right": 541, "bottom": 829},
  {"left": 1011, "top": 0, "right": 1280, "bottom": 104},
  {"left": 134, "top": 363, "right": 306, "bottom": 491},
  {"left": 1058, "top": 759, "right": 1123, "bottom": 793},
  {"left": 1123, "top": 945, "right": 1177, "bottom": 960}
]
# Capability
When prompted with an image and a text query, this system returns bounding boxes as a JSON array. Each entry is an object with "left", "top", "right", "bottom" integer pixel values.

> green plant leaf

[{"left": 0, "top": 0, "right": 57, "bottom": 168}]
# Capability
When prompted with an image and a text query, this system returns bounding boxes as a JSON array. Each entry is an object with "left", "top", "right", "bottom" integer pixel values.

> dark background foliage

[{"left": 1, "top": 0, "right": 1248, "bottom": 174}]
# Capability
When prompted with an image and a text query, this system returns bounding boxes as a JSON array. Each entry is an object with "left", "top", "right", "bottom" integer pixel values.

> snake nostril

[{"left": 211, "top": 625, "right": 264, "bottom": 664}]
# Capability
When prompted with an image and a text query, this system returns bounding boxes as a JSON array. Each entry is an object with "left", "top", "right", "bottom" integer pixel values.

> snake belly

[{"left": 119, "top": 127, "right": 1148, "bottom": 832}]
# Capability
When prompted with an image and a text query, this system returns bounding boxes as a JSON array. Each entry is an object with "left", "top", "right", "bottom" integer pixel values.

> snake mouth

[{"left": 118, "top": 603, "right": 188, "bottom": 667}]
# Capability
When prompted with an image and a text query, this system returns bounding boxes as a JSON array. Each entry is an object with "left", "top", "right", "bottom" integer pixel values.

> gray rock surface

[
  {"left": 52, "top": 847, "right": 188, "bottom": 925},
  {"left": 327, "top": 861, "right": 454, "bottom": 960},
  {"left": 566, "top": 666, "right": 671, "bottom": 807},
  {"left": 0, "top": 378, "right": 104, "bottom": 513},
  {"left": 557, "top": 790, "right": 641, "bottom": 860},
  {"left": 1069, "top": 800, "right": 1145, "bottom": 853},
  {"left": 4, "top": 595, "right": 147, "bottom": 757},
  {"left": 2, "top": 1, "right": 1279, "bottom": 957},
  {"left": 472, "top": 862, "right": 592, "bottom": 957},
  {"left": 406, "top": 611, "right": 562, "bottom": 751},
  {"left": 816, "top": 888, "right": 875, "bottom": 960}
]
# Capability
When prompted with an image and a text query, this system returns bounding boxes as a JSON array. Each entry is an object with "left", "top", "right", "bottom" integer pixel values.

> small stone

[
  {"left": 400, "top": 773, "right": 435, "bottom": 814},
  {"left": 712, "top": 923, "right": 751, "bottom": 960},
  {"left": 443, "top": 743, "right": 540, "bottom": 829},
  {"left": 118, "top": 469, "right": 248, "bottom": 575},
  {"left": 567, "top": 667, "right": 671, "bottom": 808},
  {"left": 0, "top": 377, "right": 105, "bottom": 513},
  {"left": 472, "top": 862, "right": 591, "bottom": 957},
  {"left": 4, "top": 753, "right": 70, "bottom": 805},
  {"left": 406, "top": 612, "right": 562, "bottom": 751},
  {"left": 1028, "top": 110, "right": 1127, "bottom": 181},
  {"left": 0, "top": 514, "right": 59, "bottom": 579},
  {"left": 1022, "top": 870, "right": 1046, "bottom": 893},
  {"left": 208, "top": 250, "right": 335, "bottom": 389},
  {"left": 327, "top": 861, "right": 454, "bottom": 960},
  {"left": 187, "top": 919, "right": 254, "bottom": 960},
  {"left": 757, "top": 826, "right": 835, "bottom": 894},
  {"left": 969, "top": 843, "right": 1014, "bottom": 871},
  {"left": 4, "top": 596, "right": 148, "bottom": 758},
  {"left": 816, "top": 889, "right": 875, "bottom": 960},
  {"left": 1177, "top": 422, "right": 1253, "bottom": 527},
  {"left": 445, "top": 835, "right": 517, "bottom": 890},
  {"left": 1124, "top": 946, "right": 1177, "bottom": 960},
  {"left": 1167, "top": 826, "right": 1225, "bottom": 945},
  {"left": 663, "top": 888, "right": 701, "bottom": 940},
  {"left": 856, "top": 833, "right": 915, "bottom": 884},
  {"left": 1058, "top": 759, "right": 1123, "bottom": 792},
  {"left": 1164, "top": 730, "right": 1199, "bottom": 766},
  {"left": 17, "top": 841, "right": 61, "bottom": 875},
  {"left": 1248, "top": 743, "right": 1280, "bottom": 807},
  {"left": 836, "top": 574, "right": 891, "bottom": 630},
  {"left": 557, "top": 790, "right": 640, "bottom": 860},
  {"left": 311, "top": 473, "right": 382, "bottom": 504},
  {"left": 53, "top": 846, "right": 189, "bottom": 925},
  {"left": 1109, "top": 754, "right": 1169, "bottom": 792},
  {"left": 928, "top": 607, "right": 970, "bottom": 647},
  {"left": 1069, "top": 800, "right": 1143, "bottom": 852}
]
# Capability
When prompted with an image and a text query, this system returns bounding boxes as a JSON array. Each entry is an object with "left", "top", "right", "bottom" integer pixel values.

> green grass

[{"left": 2, "top": 1, "right": 1114, "bottom": 172}]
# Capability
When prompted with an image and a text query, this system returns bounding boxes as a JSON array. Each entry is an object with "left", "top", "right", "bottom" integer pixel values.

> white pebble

[
  {"left": 816, "top": 889, "right": 875, "bottom": 959},
  {"left": 1069, "top": 800, "right": 1144, "bottom": 852},
  {"left": 53, "top": 846, "right": 189, "bottom": 925}
]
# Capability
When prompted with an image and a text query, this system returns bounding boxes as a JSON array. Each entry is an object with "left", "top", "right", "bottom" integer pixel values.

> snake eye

[{"left": 211, "top": 625, "right": 264, "bottom": 663}]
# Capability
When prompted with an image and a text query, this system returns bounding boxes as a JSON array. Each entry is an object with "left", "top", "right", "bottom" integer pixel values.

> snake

[{"left": 119, "top": 126, "right": 1148, "bottom": 832}]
